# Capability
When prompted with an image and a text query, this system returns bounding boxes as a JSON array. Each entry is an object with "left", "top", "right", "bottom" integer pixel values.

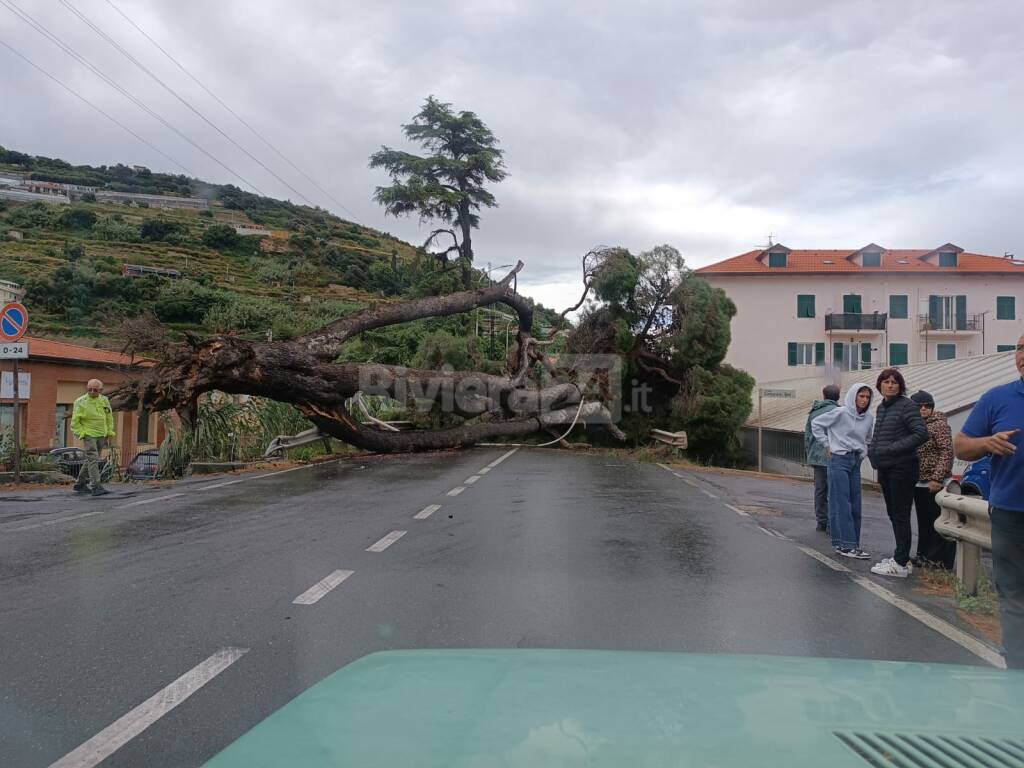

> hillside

[{"left": 0, "top": 148, "right": 555, "bottom": 356}]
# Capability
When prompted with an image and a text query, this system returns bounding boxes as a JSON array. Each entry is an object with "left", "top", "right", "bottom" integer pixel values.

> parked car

[
  {"left": 946, "top": 455, "right": 991, "bottom": 499},
  {"left": 49, "top": 446, "right": 115, "bottom": 482},
  {"left": 125, "top": 449, "right": 161, "bottom": 481}
]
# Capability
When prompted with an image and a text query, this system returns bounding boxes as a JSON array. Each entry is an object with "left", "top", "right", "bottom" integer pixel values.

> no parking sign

[{"left": 0, "top": 302, "right": 28, "bottom": 342}]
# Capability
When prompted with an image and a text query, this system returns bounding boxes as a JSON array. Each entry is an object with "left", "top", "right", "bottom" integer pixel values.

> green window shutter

[
  {"left": 861, "top": 342, "right": 872, "bottom": 368},
  {"left": 889, "top": 295, "right": 908, "bottom": 319},
  {"left": 843, "top": 294, "right": 862, "bottom": 313},
  {"left": 797, "top": 294, "right": 815, "bottom": 318},
  {"left": 997, "top": 296, "right": 1016, "bottom": 320},
  {"left": 928, "top": 295, "right": 941, "bottom": 326},
  {"left": 937, "top": 343, "right": 956, "bottom": 361},
  {"left": 815, "top": 342, "right": 825, "bottom": 366},
  {"left": 955, "top": 295, "right": 967, "bottom": 330},
  {"left": 939, "top": 251, "right": 958, "bottom": 267},
  {"left": 769, "top": 252, "right": 787, "bottom": 268},
  {"left": 997, "top": 345, "right": 1016, "bottom": 353},
  {"left": 890, "top": 343, "right": 908, "bottom": 365},
  {"left": 862, "top": 252, "right": 881, "bottom": 267},
  {"left": 834, "top": 342, "right": 844, "bottom": 364},
  {"left": 788, "top": 342, "right": 798, "bottom": 366}
]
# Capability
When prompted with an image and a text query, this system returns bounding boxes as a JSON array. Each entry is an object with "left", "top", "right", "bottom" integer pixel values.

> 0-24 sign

[{"left": 0, "top": 341, "right": 29, "bottom": 359}]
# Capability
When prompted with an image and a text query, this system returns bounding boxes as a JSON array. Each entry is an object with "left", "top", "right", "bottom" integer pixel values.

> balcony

[
  {"left": 918, "top": 313, "right": 984, "bottom": 334},
  {"left": 825, "top": 312, "right": 887, "bottom": 332}
]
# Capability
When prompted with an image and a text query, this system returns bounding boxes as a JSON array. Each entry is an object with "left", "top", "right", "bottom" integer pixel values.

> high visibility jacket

[{"left": 71, "top": 393, "right": 115, "bottom": 438}]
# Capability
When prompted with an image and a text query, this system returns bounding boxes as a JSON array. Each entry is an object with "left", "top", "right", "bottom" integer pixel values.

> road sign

[
  {"left": 760, "top": 388, "right": 796, "bottom": 399},
  {"left": 0, "top": 301, "right": 28, "bottom": 342},
  {"left": 0, "top": 341, "right": 28, "bottom": 359}
]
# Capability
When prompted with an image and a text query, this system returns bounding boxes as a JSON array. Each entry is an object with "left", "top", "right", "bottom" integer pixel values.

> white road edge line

[
  {"left": 48, "top": 647, "right": 248, "bottom": 768},
  {"left": 414, "top": 504, "right": 441, "bottom": 520},
  {"left": 700, "top": 489, "right": 718, "bottom": 499},
  {"left": 196, "top": 459, "right": 342, "bottom": 491},
  {"left": 464, "top": 475, "right": 481, "bottom": 485},
  {"left": 797, "top": 547, "right": 1005, "bottom": 668},
  {"left": 292, "top": 569, "right": 354, "bottom": 605},
  {"left": 724, "top": 504, "right": 750, "bottom": 518},
  {"left": 850, "top": 574, "right": 1006, "bottom": 669},
  {"left": 486, "top": 447, "right": 519, "bottom": 469},
  {"left": 447, "top": 486, "right": 466, "bottom": 496},
  {"left": 366, "top": 530, "right": 407, "bottom": 552},
  {"left": 797, "top": 546, "right": 851, "bottom": 572},
  {"left": 8, "top": 510, "right": 109, "bottom": 532},
  {"left": 477, "top": 467, "right": 491, "bottom": 474},
  {"left": 115, "top": 493, "right": 183, "bottom": 510}
]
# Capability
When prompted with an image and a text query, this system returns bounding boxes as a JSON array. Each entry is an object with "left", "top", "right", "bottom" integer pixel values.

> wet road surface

[{"left": 0, "top": 448, "right": 997, "bottom": 767}]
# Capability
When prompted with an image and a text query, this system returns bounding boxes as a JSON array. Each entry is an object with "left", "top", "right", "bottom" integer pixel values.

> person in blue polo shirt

[{"left": 955, "top": 334, "right": 1024, "bottom": 669}]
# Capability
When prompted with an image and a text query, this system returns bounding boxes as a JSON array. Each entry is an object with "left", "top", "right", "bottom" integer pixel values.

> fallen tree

[{"left": 108, "top": 261, "right": 623, "bottom": 452}]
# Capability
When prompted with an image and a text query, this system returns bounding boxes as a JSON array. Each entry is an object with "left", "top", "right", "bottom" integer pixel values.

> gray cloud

[{"left": 2, "top": 0, "right": 1022, "bottom": 308}]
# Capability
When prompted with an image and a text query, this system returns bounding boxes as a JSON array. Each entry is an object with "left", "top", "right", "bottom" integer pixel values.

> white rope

[{"left": 534, "top": 396, "right": 587, "bottom": 447}]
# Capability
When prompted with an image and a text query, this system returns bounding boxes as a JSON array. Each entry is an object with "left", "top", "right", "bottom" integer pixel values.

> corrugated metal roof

[{"left": 746, "top": 351, "right": 1020, "bottom": 432}]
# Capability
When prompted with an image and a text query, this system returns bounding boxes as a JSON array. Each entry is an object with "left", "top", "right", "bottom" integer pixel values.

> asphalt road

[{"left": 0, "top": 448, "right": 995, "bottom": 767}]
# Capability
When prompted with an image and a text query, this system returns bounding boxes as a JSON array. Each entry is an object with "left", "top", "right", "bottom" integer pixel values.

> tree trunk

[{"left": 107, "top": 263, "right": 622, "bottom": 453}]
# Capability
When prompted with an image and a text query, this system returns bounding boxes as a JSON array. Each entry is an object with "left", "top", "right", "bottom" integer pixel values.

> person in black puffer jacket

[{"left": 867, "top": 368, "right": 929, "bottom": 578}]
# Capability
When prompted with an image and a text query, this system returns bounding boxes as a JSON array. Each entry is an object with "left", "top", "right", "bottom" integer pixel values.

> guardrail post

[{"left": 957, "top": 542, "right": 981, "bottom": 597}]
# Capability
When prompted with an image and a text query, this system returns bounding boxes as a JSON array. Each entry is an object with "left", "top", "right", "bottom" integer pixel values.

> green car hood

[{"left": 206, "top": 649, "right": 1024, "bottom": 767}]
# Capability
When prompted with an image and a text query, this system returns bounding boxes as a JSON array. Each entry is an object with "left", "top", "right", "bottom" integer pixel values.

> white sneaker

[{"left": 871, "top": 559, "right": 911, "bottom": 578}]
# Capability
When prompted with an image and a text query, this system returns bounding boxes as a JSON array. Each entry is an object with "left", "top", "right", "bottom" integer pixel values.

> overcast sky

[{"left": 2, "top": 0, "right": 1023, "bottom": 309}]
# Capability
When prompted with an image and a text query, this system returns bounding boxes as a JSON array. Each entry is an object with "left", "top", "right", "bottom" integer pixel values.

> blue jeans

[{"left": 827, "top": 452, "right": 862, "bottom": 550}]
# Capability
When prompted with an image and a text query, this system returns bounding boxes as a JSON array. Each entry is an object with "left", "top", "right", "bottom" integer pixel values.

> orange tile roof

[
  {"left": 696, "top": 249, "right": 1024, "bottom": 275},
  {"left": 24, "top": 336, "right": 154, "bottom": 367}
]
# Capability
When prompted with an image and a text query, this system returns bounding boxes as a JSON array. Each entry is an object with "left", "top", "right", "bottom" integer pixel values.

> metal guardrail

[
  {"left": 650, "top": 429, "right": 688, "bottom": 451},
  {"left": 935, "top": 489, "right": 991, "bottom": 595}
]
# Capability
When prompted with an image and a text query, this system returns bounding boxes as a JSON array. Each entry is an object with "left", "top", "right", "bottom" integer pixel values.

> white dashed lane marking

[
  {"left": 292, "top": 570, "right": 354, "bottom": 605},
  {"left": 414, "top": 504, "right": 441, "bottom": 520},
  {"left": 366, "top": 530, "right": 407, "bottom": 552},
  {"left": 48, "top": 647, "right": 249, "bottom": 768},
  {"left": 447, "top": 486, "right": 466, "bottom": 497}
]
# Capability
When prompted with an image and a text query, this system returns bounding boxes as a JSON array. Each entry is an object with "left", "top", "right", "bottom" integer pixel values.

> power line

[
  {"left": 103, "top": 0, "right": 363, "bottom": 223},
  {"left": 0, "top": 36, "right": 194, "bottom": 175},
  {"left": 0, "top": 0, "right": 264, "bottom": 193},
  {"left": 59, "top": 0, "right": 318, "bottom": 208}
]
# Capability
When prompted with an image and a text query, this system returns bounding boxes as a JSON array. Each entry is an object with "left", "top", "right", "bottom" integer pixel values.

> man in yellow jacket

[{"left": 70, "top": 378, "right": 115, "bottom": 496}]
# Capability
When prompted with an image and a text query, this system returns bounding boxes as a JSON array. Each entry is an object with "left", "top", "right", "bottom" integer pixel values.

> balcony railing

[
  {"left": 918, "top": 313, "right": 984, "bottom": 332},
  {"left": 825, "top": 312, "right": 887, "bottom": 331}
]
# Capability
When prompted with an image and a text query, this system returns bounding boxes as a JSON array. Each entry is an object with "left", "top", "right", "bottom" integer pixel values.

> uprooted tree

[{"left": 108, "top": 246, "right": 752, "bottom": 460}]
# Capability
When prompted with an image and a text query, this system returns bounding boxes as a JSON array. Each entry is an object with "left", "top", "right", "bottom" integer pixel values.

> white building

[
  {"left": 697, "top": 243, "right": 1024, "bottom": 383},
  {"left": 0, "top": 279, "right": 25, "bottom": 303}
]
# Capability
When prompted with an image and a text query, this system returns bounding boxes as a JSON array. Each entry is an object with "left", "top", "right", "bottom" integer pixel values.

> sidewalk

[{"left": 667, "top": 461, "right": 1003, "bottom": 654}]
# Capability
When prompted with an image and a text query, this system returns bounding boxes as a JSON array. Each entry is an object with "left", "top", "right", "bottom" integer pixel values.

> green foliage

[
  {"left": 202, "top": 293, "right": 297, "bottom": 338},
  {"left": 158, "top": 396, "right": 316, "bottom": 477},
  {"left": 80, "top": 192, "right": 96, "bottom": 203},
  {"left": 94, "top": 216, "right": 139, "bottom": 242},
  {"left": 5, "top": 201, "right": 55, "bottom": 229},
  {"left": 668, "top": 276, "right": 735, "bottom": 372},
  {"left": 140, "top": 217, "right": 188, "bottom": 243},
  {"left": 592, "top": 248, "right": 641, "bottom": 306},
  {"left": 670, "top": 364, "right": 754, "bottom": 464},
  {"left": 24, "top": 261, "right": 163, "bottom": 321},
  {"left": 55, "top": 206, "right": 97, "bottom": 230},
  {"left": 413, "top": 330, "right": 474, "bottom": 370},
  {"left": 153, "top": 280, "right": 220, "bottom": 323},
  {"left": 62, "top": 242, "right": 85, "bottom": 261},
  {"left": 202, "top": 223, "right": 241, "bottom": 249},
  {"left": 370, "top": 96, "right": 506, "bottom": 285}
]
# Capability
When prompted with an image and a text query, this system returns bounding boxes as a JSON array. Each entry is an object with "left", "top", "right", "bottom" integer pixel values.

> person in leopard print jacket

[{"left": 910, "top": 390, "right": 955, "bottom": 569}]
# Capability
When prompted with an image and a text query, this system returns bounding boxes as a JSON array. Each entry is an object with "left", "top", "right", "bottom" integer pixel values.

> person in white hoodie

[{"left": 811, "top": 383, "right": 875, "bottom": 559}]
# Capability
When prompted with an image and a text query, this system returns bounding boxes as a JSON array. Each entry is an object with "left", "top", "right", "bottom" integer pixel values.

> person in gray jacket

[
  {"left": 812, "top": 383, "right": 875, "bottom": 559},
  {"left": 804, "top": 385, "right": 840, "bottom": 533},
  {"left": 868, "top": 368, "right": 929, "bottom": 578}
]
